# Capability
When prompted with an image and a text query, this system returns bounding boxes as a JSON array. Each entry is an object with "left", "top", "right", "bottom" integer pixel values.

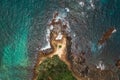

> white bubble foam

[
  {"left": 65, "top": 7, "right": 70, "bottom": 12},
  {"left": 96, "top": 61, "right": 105, "bottom": 70},
  {"left": 79, "top": 1, "right": 85, "bottom": 7},
  {"left": 56, "top": 33, "right": 63, "bottom": 40}
]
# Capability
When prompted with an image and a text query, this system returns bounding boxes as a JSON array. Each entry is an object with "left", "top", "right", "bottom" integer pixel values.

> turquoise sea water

[
  {"left": 0, "top": 0, "right": 47, "bottom": 80},
  {"left": 0, "top": 0, "right": 120, "bottom": 80}
]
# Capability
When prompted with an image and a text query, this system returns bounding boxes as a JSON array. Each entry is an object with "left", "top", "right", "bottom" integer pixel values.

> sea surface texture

[{"left": 0, "top": 0, "right": 120, "bottom": 80}]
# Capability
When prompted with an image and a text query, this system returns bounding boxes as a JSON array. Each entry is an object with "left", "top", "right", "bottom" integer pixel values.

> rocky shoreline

[{"left": 33, "top": 11, "right": 120, "bottom": 80}]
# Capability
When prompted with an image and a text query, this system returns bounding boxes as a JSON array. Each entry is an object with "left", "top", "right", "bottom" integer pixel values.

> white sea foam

[
  {"left": 79, "top": 1, "right": 84, "bottom": 7},
  {"left": 89, "top": 0, "right": 95, "bottom": 9},
  {"left": 55, "top": 16, "right": 61, "bottom": 22},
  {"left": 112, "top": 28, "right": 117, "bottom": 33},
  {"left": 56, "top": 33, "right": 63, "bottom": 40},
  {"left": 96, "top": 61, "right": 105, "bottom": 70},
  {"left": 41, "top": 28, "right": 51, "bottom": 50},
  {"left": 65, "top": 7, "right": 70, "bottom": 12},
  {"left": 41, "top": 42, "right": 51, "bottom": 50},
  {"left": 46, "top": 29, "right": 50, "bottom": 41},
  {"left": 49, "top": 25, "right": 54, "bottom": 30},
  {"left": 73, "top": 33, "right": 76, "bottom": 37}
]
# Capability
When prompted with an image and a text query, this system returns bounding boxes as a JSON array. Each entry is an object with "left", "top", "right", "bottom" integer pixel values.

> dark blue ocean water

[{"left": 0, "top": 0, "right": 120, "bottom": 80}]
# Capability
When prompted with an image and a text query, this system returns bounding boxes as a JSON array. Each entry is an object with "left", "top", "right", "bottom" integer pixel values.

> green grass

[
  {"left": 58, "top": 45, "right": 62, "bottom": 48},
  {"left": 37, "top": 55, "right": 76, "bottom": 80}
]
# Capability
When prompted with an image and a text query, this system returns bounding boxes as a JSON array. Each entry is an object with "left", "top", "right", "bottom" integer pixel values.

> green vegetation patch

[
  {"left": 37, "top": 55, "right": 76, "bottom": 80},
  {"left": 58, "top": 45, "right": 62, "bottom": 48}
]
